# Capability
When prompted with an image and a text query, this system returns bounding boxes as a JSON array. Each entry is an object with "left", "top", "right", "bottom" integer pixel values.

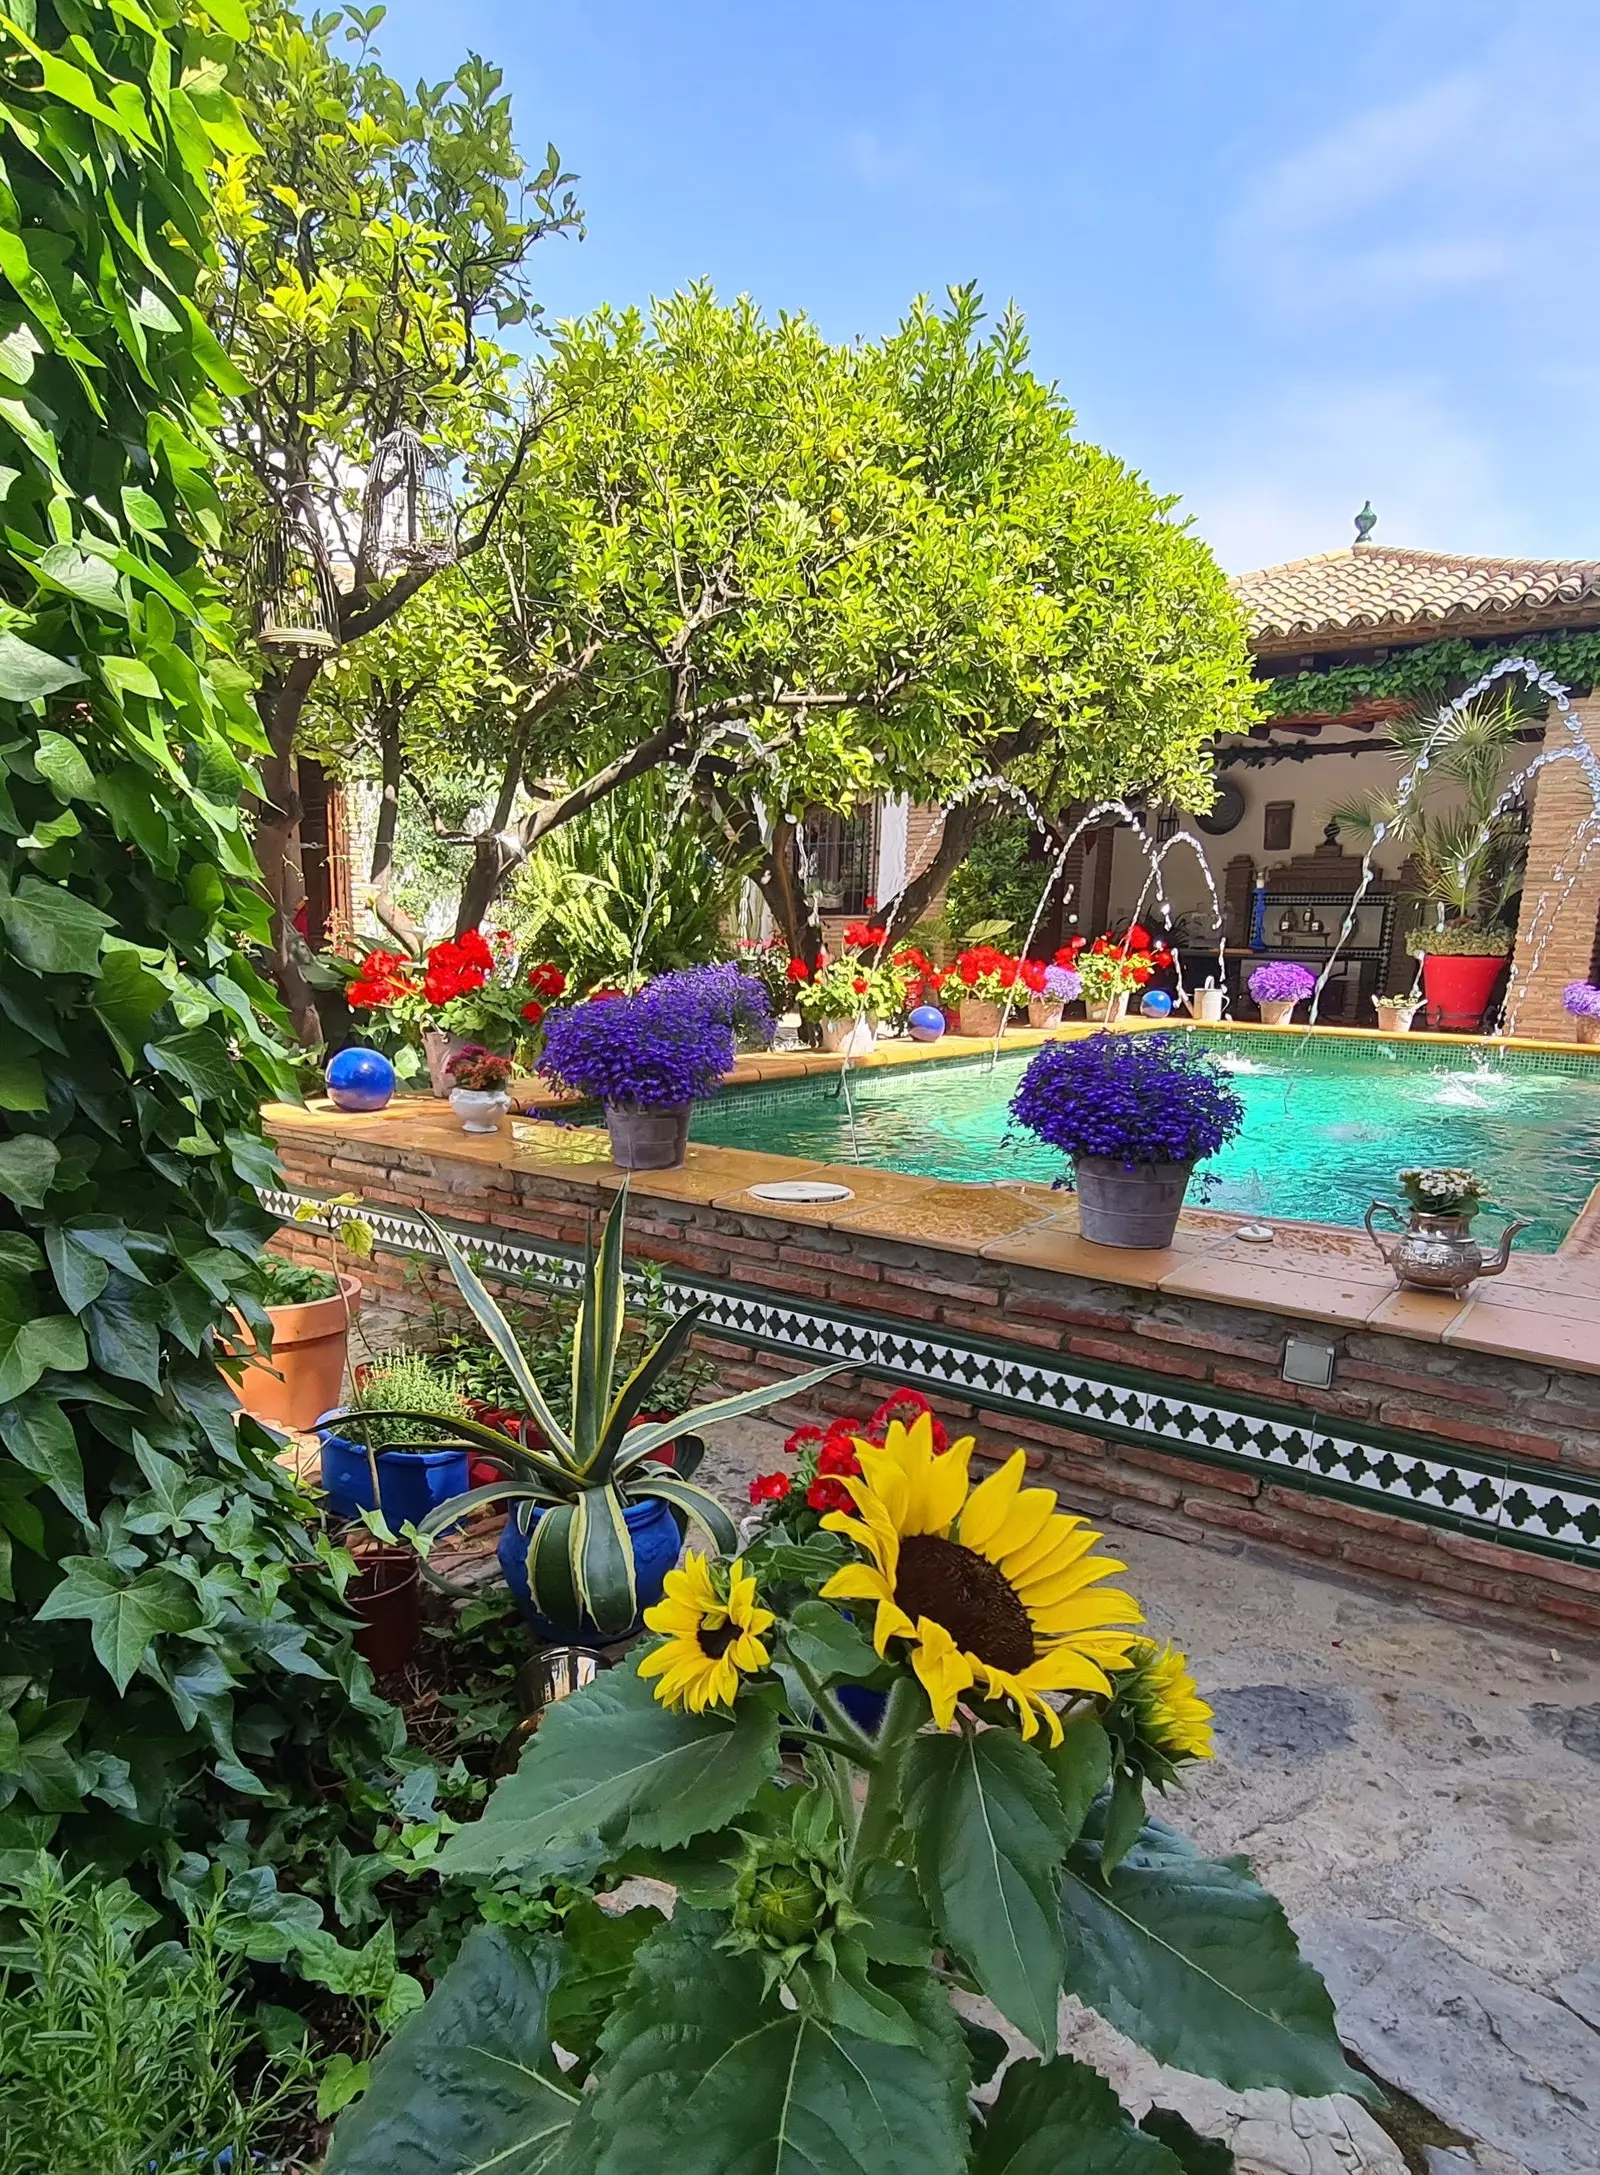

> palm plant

[
  {"left": 1329, "top": 692, "right": 1528, "bottom": 944},
  {"left": 322, "top": 1185, "right": 845, "bottom": 1636}
]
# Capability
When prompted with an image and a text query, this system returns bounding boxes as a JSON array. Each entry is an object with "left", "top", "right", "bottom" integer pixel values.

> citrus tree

[
  {"left": 211, "top": 0, "right": 580, "bottom": 1033},
  {"left": 327, "top": 1413, "right": 1366, "bottom": 2175},
  {"left": 0, "top": 0, "right": 394, "bottom": 1872}
]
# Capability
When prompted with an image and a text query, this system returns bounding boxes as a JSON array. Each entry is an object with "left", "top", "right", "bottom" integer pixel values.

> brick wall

[
  {"left": 270, "top": 1127, "right": 1600, "bottom": 1644},
  {"left": 1511, "top": 694, "right": 1600, "bottom": 1038}
]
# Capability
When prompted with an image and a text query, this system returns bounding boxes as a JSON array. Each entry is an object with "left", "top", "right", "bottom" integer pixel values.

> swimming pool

[{"left": 688, "top": 1031, "right": 1600, "bottom": 1252}]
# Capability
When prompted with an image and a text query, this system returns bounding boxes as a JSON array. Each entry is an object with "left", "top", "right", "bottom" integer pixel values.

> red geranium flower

[
  {"left": 957, "top": 957, "right": 979, "bottom": 986},
  {"left": 816, "top": 1437, "right": 862, "bottom": 1477},
  {"left": 863, "top": 894, "right": 877, "bottom": 910},
  {"left": 786, "top": 958, "right": 811, "bottom": 983},
  {"left": 527, "top": 961, "right": 566, "bottom": 998},
  {"left": 1150, "top": 947, "right": 1173, "bottom": 969},
  {"left": 1020, "top": 958, "right": 1047, "bottom": 993},
  {"left": 783, "top": 1423, "right": 825, "bottom": 1456},
  {"left": 749, "top": 1471, "right": 791, "bottom": 1503},
  {"left": 521, "top": 999, "right": 545, "bottom": 1025},
  {"left": 998, "top": 961, "right": 1019, "bottom": 989},
  {"left": 1125, "top": 923, "right": 1151, "bottom": 951},
  {"left": 852, "top": 975, "right": 868, "bottom": 995},
  {"left": 806, "top": 1475, "right": 854, "bottom": 1513},
  {"left": 456, "top": 927, "right": 495, "bottom": 971}
]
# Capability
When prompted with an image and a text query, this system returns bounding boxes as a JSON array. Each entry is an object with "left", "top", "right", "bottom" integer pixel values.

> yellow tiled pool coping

[{"left": 264, "top": 1018, "right": 1600, "bottom": 1376}]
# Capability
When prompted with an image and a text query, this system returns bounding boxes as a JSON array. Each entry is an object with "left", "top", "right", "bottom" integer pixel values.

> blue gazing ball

[
  {"left": 1139, "top": 989, "right": 1175, "bottom": 1018},
  {"left": 326, "top": 1045, "right": 396, "bottom": 1112},
  {"left": 907, "top": 1004, "right": 946, "bottom": 1043}
]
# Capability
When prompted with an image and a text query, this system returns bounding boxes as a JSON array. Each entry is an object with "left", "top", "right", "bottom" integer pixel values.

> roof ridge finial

[{"left": 1354, "top": 500, "right": 1377, "bottom": 545}]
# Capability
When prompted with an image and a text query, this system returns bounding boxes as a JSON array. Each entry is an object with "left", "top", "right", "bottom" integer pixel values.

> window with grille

[{"left": 801, "top": 805, "right": 879, "bottom": 915}]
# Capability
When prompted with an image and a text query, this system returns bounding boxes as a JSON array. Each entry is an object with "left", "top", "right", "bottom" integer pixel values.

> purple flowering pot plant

[
  {"left": 1027, "top": 961, "right": 1082, "bottom": 1028},
  {"left": 538, "top": 964, "right": 774, "bottom": 1170},
  {"left": 1563, "top": 980, "right": 1600, "bottom": 1047},
  {"left": 1010, "top": 1030, "right": 1245, "bottom": 1247},
  {"left": 1247, "top": 958, "right": 1317, "bottom": 1026}
]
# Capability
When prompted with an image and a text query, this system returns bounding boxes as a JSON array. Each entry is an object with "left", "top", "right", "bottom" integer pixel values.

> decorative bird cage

[
  {"left": 246, "top": 507, "right": 342, "bottom": 658},
  {"left": 362, "top": 424, "right": 457, "bottom": 573}
]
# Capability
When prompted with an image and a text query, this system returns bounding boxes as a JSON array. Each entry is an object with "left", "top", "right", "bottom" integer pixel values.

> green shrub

[
  {"left": 347, "top": 1349, "right": 472, "bottom": 1450},
  {"left": 944, "top": 816, "right": 1058, "bottom": 948},
  {"left": 261, "top": 1257, "right": 341, "bottom": 1307}
]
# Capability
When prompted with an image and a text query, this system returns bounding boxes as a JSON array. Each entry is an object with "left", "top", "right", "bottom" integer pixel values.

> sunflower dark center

[
  {"left": 895, "top": 1535, "right": 1035, "bottom": 1674},
  {"left": 700, "top": 1620, "right": 739, "bottom": 1658}
]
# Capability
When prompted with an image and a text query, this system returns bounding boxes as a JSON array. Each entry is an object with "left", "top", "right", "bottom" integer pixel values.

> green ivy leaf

[
  {"left": 0, "top": 1392, "right": 86, "bottom": 1520},
  {"left": 587, "top": 1918, "right": 970, "bottom": 2175},
  {"left": 1058, "top": 1817, "right": 1373, "bottom": 2100},
  {"left": 84, "top": 1273, "right": 163, "bottom": 1388},
  {"left": 33, "top": 728, "right": 96, "bottom": 800},
  {"left": 972, "top": 2054, "right": 1186, "bottom": 2175},
  {"left": 0, "top": 1132, "right": 59, "bottom": 1206},
  {"left": 904, "top": 1725, "right": 1070, "bottom": 2051},
  {"left": 93, "top": 943, "right": 171, "bottom": 1064},
  {"left": 145, "top": 1025, "right": 243, "bottom": 1103},
  {"left": 0, "top": 1295, "right": 86, "bottom": 1402},
  {"left": 35, "top": 1555, "right": 200, "bottom": 1692},
  {"left": 35, "top": 542, "right": 125, "bottom": 614},
  {"left": 0, "top": 1230, "right": 44, "bottom": 1275},
  {"left": 324, "top": 1928, "right": 578, "bottom": 2175},
  {"left": 435, "top": 1664, "right": 780, "bottom": 1879},
  {"left": 0, "top": 630, "right": 83, "bottom": 701},
  {"left": 45, "top": 1223, "right": 112, "bottom": 1312},
  {"left": 0, "top": 1049, "right": 47, "bottom": 1111},
  {"left": 2, "top": 874, "right": 113, "bottom": 975}
]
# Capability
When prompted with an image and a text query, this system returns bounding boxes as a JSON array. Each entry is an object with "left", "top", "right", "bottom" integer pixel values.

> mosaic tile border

[{"left": 264, "top": 1186, "right": 1600, "bottom": 1571}]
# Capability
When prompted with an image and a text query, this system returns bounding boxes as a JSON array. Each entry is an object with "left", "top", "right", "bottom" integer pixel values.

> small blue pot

[
  {"left": 499, "top": 1493, "right": 680, "bottom": 1641},
  {"left": 318, "top": 1428, "right": 472, "bottom": 1529},
  {"left": 836, "top": 1682, "right": 889, "bottom": 1735}
]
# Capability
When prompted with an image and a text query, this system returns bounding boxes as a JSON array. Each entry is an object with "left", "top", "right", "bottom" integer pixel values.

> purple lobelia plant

[
  {"left": 1562, "top": 981, "right": 1600, "bottom": 1019},
  {"left": 1247, "top": 960, "right": 1317, "bottom": 1006},
  {"left": 1010, "top": 1031, "right": 1244, "bottom": 1173},
  {"left": 539, "top": 966, "right": 773, "bottom": 1111}
]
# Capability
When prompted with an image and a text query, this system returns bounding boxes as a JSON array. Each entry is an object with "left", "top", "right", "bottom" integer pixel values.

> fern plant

[{"left": 324, "top": 1185, "right": 845, "bottom": 1634}]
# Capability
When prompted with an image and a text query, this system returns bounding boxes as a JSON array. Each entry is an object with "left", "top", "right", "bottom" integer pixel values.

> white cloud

[{"left": 1182, "top": 379, "right": 1525, "bottom": 574}]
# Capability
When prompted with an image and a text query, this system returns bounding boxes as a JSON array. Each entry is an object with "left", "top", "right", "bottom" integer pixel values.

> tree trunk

[
  {"left": 368, "top": 698, "right": 423, "bottom": 952},
  {"left": 253, "top": 657, "right": 324, "bottom": 1044},
  {"left": 763, "top": 814, "right": 825, "bottom": 965},
  {"left": 878, "top": 796, "right": 986, "bottom": 943}
]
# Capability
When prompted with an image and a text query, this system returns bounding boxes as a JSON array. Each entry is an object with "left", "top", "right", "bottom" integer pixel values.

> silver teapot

[{"left": 1364, "top": 1202, "right": 1528, "bottom": 1295}]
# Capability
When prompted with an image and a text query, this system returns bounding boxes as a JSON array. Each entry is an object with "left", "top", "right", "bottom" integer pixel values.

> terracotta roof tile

[{"left": 1232, "top": 545, "right": 1600, "bottom": 648}]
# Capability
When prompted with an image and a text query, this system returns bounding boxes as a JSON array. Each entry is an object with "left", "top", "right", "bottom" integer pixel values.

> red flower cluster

[
  {"left": 955, "top": 944, "right": 1020, "bottom": 989},
  {"left": 1076, "top": 923, "right": 1176, "bottom": 985},
  {"left": 347, "top": 946, "right": 418, "bottom": 1010},
  {"left": 521, "top": 1000, "right": 545, "bottom": 1025},
  {"left": 1019, "top": 957, "right": 1048, "bottom": 994},
  {"left": 751, "top": 1389, "right": 949, "bottom": 1512},
  {"left": 527, "top": 961, "right": 566, "bottom": 998},
  {"left": 842, "top": 921, "right": 888, "bottom": 950},
  {"left": 892, "top": 944, "right": 944, "bottom": 1006},
  {"left": 422, "top": 928, "right": 495, "bottom": 1006},
  {"left": 785, "top": 957, "right": 811, "bottom": 983}
]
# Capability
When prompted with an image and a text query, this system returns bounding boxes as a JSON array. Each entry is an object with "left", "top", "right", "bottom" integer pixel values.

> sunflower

[
  {"left": 1117, "top": 1638, "right": 1214, "bottom": 1761},
  {"left": 818, "top": 1412, "right": 1142, "bottom": 1744},
  {"left": 638, "top": 1552, "right": 774, "bottom": 1712}
]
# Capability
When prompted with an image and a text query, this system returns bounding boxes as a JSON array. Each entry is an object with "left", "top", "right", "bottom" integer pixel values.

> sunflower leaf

[
  {"left": 1058, "top": 1814, "right": 1375, "bottom": 2101},
  {"left": 323, "top": 1927, "right": 579, "bottom": 2175},
  {"left": 434, "top": 1664, "right": 780, "bottom": 1880},
  {"left": 586, "top": 1915, "right": 970, "bottom": 2175},
  {"left": 904, "top": 1727, "right": 1070, "bottom": 2052},
  {"left": 971, "top": 2053, "right": 1187, "bottom": 2175}
]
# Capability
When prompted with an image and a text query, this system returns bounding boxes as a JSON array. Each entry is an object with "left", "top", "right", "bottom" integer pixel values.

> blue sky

[{"left": 375, "top": 0, "right": 1600, "bottom": 574}]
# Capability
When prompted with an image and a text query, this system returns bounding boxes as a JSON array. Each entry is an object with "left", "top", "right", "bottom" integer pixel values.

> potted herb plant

[
  {"left": 335, "top": 1185, "right": 846, "bottom": 1642},
  {"left": 1373, "top": 990, "right": 1422, "bottom": 1034},
  {"left": 1021, "top": 957, "right": 1080, "bottom": 1028},
  {"left": 538, "top": 964, "right": 774, "bottom": 1169},
  {"left": 1248, "top": 958, "right": 1317, "bottom": 1026},
  {"left": 446, "top": 1045, "right": 516, "bottom": 1131},
  {"left": 1365, "top": 1165, "right": 1527, "bottom": 1294},
  {"left": 230, "top": 1195, "right": 372, "bottom": 1432},
  {"left": 318, "top": 1348, "right": 475, "bottom": 1529},
  {"left": 1564, "top": 981, "right": 1600, "bottom": 1046},
  {"left": 327, "top": 1410, "right": 1366, "bottom": 2175},
  {"left": 1332, "top": 691, "right": 1527, "bottom": 1033},
  {"left": 1011, "top": 1029, "right": 1245, "bottom": 1247}
]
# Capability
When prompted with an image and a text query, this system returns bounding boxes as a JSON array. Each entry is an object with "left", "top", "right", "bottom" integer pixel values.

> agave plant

[{"left": 322, "top": 1184, "right": 846, "bottom": 1636}]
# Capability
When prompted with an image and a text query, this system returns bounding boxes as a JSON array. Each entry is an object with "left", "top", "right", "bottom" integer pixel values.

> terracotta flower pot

[
  {"left": 1027, "top": 1000, "right": 1064, "bottom": 1029},
  {"left": 1420, "top": 951, "right": 1504, "bottom": 1032},
  {"left": 1084, "top": 992, "right": 1129, "bottom": 1026},
  {"left": 348, "top": 1545, "right": 422, "bottom": 1674},
  {"left": 1576, "top": 1016, "right": 1600, "bottom": 1047},
  {"left": 1374, "top": 1001, "right": 1420, "bottom": 1035},
  {"left": 1256, "top": 998, "right": 1298, "bottom": 1027},
  {"left": 232, "top": 1273, "right": 361, "bottom": 1433},
  {"left": 820, "top": 1015, "right": 878, "bottom": 1055},
  {"left": 958, "top": 998, "right": 1004, "bottom": 1037}
]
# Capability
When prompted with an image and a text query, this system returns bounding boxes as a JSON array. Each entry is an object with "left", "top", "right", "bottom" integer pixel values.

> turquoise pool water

[{"left": 688, "top": 1032, "right": 1600, "bottom": 1251}]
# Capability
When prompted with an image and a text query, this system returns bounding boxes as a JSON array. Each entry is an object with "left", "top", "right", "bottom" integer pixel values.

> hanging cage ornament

[
  {"left": 363, "top": 423, "right": 458, "bottom": 574},
  {"left": 246, "top": 503, "right": 343, "bottom": 658}
]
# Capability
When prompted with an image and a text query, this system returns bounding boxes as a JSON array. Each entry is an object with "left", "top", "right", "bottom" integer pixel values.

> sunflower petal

[{"left": 958, "top": 1449, "right": 1028, "bottom": 1552}]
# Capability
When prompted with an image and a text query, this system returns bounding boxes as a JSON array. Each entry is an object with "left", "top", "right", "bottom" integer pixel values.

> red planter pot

[{"left": 1420, "top": 951, "right": 1504, "bottom": 1032}]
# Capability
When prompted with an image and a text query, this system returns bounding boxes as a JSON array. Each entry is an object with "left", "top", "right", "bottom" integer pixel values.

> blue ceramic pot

[
  {"left": 318, "top": 1428, "right": 472, "bottom": 1529},
  {"left": 325, "top": 1044, "right": 396, "bottom": 1112},
  {"left": 499, "top": 1493, "right": 680, "bottom": 1641},
  {"left": 836, "top": 1682, "right": 889, "bottom": 1734}
]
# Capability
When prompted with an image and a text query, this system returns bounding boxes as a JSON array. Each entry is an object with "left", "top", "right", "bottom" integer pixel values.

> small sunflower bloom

[
  {"left": 818, "top": 1411, "right": 1143, "bottom": 1745},
  {"left": 1118, "top": 1638, "right": 1215, "bottom": 1761},
  {"left": 638, "top": 1552, "right": 774, "bottom": 1713}
]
